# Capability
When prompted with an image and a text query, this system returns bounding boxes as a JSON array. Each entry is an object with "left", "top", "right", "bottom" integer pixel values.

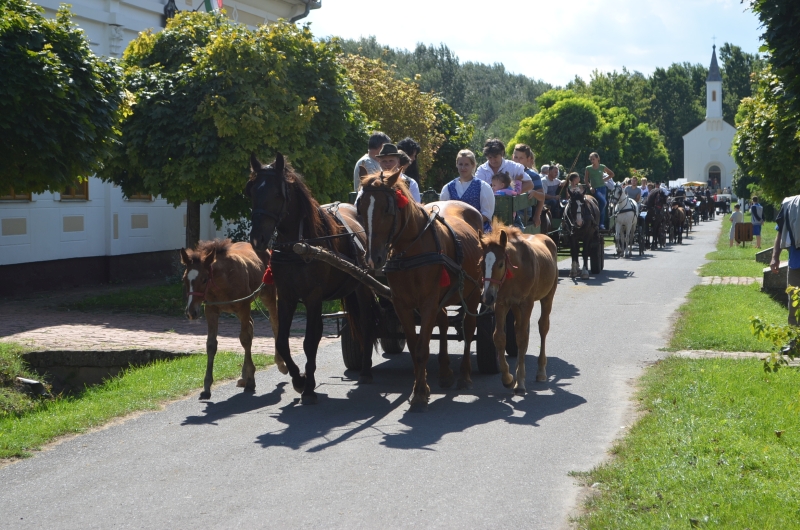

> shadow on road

[{"left": 181, "top": 382, "right": 288, "bottom": 426}]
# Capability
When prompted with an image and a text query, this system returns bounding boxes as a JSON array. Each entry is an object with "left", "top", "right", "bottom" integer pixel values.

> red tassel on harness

[
  {"left": 505, "top": 267, "right": 514, "bottom": 280},
  {"left": 395, "top": 188, "right": 409, "bottom": 209},
  {"left": 439, "top": 267, "right": 451, "bottom": 287},
  {"left": 262, "top": 266, "right": 274, "bottom": 285}
]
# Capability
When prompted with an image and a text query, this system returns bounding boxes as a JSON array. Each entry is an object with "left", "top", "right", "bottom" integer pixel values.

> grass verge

[
  {"left": 0, "top": 351, "right": 272, "bottom": 459},
  {"left": 63, "top": 283, "right": 341, "bottom": 317},
  {"left": 574, "top": 356, "right": 800, "bottom": 529},
  {"left": 0, "top": 342, "right": 40, "bottom": 418},
  {"left": 669, "top": 283, "right": 786, "bottom": 352},
  {"left": 698, "top": 212, "right": 783, "bottom": 277}
]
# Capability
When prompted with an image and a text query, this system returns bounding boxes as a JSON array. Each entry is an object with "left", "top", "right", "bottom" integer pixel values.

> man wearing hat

[{"left": 375, "top": 143, "right": 421, "bottom": 202}]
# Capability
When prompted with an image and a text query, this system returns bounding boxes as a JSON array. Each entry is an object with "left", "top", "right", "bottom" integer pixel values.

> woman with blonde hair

[{"left": 440, "top": 149, "right": 495, "bottom": 232}]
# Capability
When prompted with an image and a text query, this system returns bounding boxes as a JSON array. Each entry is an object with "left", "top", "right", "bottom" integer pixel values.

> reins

[{"left": 190, "top": 262, "right": 268, "bottom": 307}]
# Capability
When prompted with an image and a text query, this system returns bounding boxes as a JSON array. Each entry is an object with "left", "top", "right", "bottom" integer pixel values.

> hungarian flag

[{"left": 203, "top": 0, "right": 222, "bottom": 12}]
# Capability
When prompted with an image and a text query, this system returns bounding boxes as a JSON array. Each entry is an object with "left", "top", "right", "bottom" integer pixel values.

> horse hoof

[
  {"left": 408, "top": 400, "right": 429, "bottom": 413},
  {"left": 581, "top": 272, "right": 589, "bottom": 279},
  {"left": 359, "top": 373, "right": 374, "bottom": 384},
  {"left": 502, "top": 377, "right": 515, "bottom": 389},
  {"left": 456, "top": 378, "right": 473, "bottom": 390},
  {"left": 244, "top": 382, "right": 256, "bottom": 393},
  {"left": 536, "top": 374, "right": 547, "bottom": 382},
  {"left": 199, "top": 391, "right": 211, "bottom": 400},
  {"left": 276, "top": 364, "right": 289, "bottom": 375},
  {"left": 514, "top": 387, "right": 526, "bottom": 396},
  {"left": 292, "top": 376, "right": 306, "bottom": 394},
  {"left": 236, "top": 378, "right": 246, "bottom": 388},
  {"left": 301, "top": 393, "right": 318, "bottom": 405}
]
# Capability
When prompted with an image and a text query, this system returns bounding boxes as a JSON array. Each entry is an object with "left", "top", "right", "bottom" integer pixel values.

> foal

[
  {"left": 481, "top": 222, "right": 558, "bottom": 394},
  {"left": 180, "top": 240, "right": 282, "bottom": 400}
]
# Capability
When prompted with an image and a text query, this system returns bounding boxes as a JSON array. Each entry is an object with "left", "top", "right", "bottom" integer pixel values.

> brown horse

[
  {"left": 357, "top": 169, "right": 483, "bottom": 411},
  {"left": 481, "top": 222, "right": 558, "bottom": 394},
  {"left": 669, "top": 201, "right": 686, "bottom": 244},
  {"left": 180, "top": 240, "right": 282, "bottom": 400}
]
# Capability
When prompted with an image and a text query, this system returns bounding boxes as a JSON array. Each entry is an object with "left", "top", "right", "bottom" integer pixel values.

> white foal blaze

[
  {"left": 367, "top": 195, "right": 376, "bottom": 268},
  {"left": 186, "top": 269, "right": 199, "bottom": 311},
  {"left": 575, "top": 205, "right": 583, "bottom": 227},
  {"left": 483, "top": 251, "right": 497, "bottom": 295}
]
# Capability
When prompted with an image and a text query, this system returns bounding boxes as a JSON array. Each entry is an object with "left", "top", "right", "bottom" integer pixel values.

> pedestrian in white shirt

[
  {"left": 474, "top": 138, "right": 533, "bottom": 194},
  {"left": 353, "top": 131, "right": 391, "bottom": 191}
]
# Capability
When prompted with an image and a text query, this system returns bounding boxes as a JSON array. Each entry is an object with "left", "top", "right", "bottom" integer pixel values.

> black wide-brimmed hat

[{"left": 375, "top": 143, "right": 401, "bottom": 158}]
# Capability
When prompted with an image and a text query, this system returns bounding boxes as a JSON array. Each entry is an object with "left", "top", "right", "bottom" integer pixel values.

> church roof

[{"left": 707, "top": 45, "right": 722, "bottom": 82}]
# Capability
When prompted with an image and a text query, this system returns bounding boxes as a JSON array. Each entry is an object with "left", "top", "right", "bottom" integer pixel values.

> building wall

[{"left": 682, "top": 119, "right": 737, "bottom": 192}]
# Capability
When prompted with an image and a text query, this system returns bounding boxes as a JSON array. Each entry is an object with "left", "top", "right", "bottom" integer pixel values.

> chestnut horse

[
  {"left": 481, "top": 222, "right": 558, "bottom": 395},
  {"left": 247, "top": 154, "right": 379, "bottom": 405},
  {"left": 357, "top": 169, "right": 483, "bottom": 411},
  {"left": 180, "top": 240, "right": 283, "bottom": 400}
]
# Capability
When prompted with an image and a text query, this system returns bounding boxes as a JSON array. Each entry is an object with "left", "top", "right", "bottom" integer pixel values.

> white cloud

[{"left": 304, "top": 0, "right": 762, "bottom": 86}]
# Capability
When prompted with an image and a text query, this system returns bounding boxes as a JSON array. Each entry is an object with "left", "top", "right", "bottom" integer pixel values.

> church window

[{"left": 712, "top": 90, "right": 717, "bottom": 102}]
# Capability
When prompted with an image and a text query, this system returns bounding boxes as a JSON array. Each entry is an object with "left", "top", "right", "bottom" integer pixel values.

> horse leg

[
  {"left": 512, "top": 302, "right": 534, "bottom": 395},
  {"left": 615, "top": 222, "right": 623, "bottom": 256},
  {"left": 355, "top": 286, "right": 375, "bottom": 385},
  {"left": 535, "top": 283, "right": 556, "bottom": 383},
  {"left": 299, "top": 298, "right": 325, "bottom": 405},
  {"left": 260, "top": 284, "right": 287, "bottom": 374},
  {"left": 493, "top": 303, "right": 514, "bottom": 389},
  {"left": 436, "top": 308, "right": 454, "bottom": 388},
  {"left": 236, "top": 308, "right": 257, "bottom": 392},
  {"left": 201, "top": 307, "right": 220, "bottom": 400},
  {"left": 581, "top": 239, "right": 590, "bottom": 279},
  {"left": 276, "top": 294, "right": 304, "bottom": 394},
  {"left": 457, "top": 291, "right": 479, "bottom": 390},
  {"left": 570, "top": 238, "right": 579, "bottom": 278},
  {"left": 410, "top": 305, "right": 437, "bottom": 412}
]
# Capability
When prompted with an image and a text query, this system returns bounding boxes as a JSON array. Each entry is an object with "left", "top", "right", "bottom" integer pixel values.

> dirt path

[{"left": 0, "top": 280, "right": 339, "bottom": 356}]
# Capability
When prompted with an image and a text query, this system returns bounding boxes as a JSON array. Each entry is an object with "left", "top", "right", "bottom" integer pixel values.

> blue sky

[{"left": 305, "top": 0, "right": 763, "bottom": 86}]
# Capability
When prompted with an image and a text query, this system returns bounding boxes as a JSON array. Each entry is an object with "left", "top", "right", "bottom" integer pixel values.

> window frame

[
  {"left": 60, "top": 181, "right": 89, "bottom": 201},
  {"left": 0, "top": 188, "right": 32, "bottom": 201}
]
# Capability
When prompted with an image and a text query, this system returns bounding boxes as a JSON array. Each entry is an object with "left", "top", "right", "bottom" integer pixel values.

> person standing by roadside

[
  {"left": 512, "top": 144, "right": 545, "bottom": 228},
  {"left": 353, "top": 131, "right": 391, "bottom": 191},
  {"left": 584, "top": 152, "right": 614, "bottom": 229},
  {"left": 771, "top": 195, "right": 800, "bottom": 325},
  {"left": 729, "top": 203, "right": 743, "bottom": 247},
  {"left": 750, "top": 196, "right": 764, "bottom": 249},
  {"left": 440, "top": 149, "right": 495, "bottom": 232}
]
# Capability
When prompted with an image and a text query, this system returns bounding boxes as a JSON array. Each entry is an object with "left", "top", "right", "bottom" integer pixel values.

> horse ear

[
  {"left": 203, "top": 249, "right": 216, "bottom": 269},
  {"left": 384, "top": 168, "right": 402, "bottom": 187},
  {"left": 358, "top": 164, "right": 369, "bottom": 178},
  {"left": 499, "top": 230, "right": 508, "bottom": 249},
  {"left": 250, "top": 154, "right": 261, "bottom": 173},
  {"left": 179, "top": 248, "right": 191, "bottom": 266},
  {"left": 274, "top": 153, "right": 285, "bottom": 176}
]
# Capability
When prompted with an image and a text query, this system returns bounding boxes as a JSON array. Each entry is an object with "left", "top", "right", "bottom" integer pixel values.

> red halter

[
  {"left": 482, "top": 252, "right": 517, "bottom": 286},
  {"left": 188, "top": 266, "right": 215, "bottom": 300}
]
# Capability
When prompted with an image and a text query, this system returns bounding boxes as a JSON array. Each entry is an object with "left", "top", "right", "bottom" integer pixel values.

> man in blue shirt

[{"left": 771, "top": 195, "right": 800, "bottom": 325}]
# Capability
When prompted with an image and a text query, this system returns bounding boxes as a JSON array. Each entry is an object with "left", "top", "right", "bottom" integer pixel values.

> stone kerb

[
  {"left": 755, "top": 248, "right": 773, "bottom": 264},
  {"left": 762, "top": 261, "right": 788, "bottom": 299}
]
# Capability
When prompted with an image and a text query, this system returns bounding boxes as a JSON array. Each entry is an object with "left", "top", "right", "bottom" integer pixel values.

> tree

[
  {"left": 0, "top": 0, "right": 122, "bottom": 194},
  {"left": 749, "top": 0, "right": 800, "bottom": 115},
  {"left": 340, "top": 53, "right": 444, "bottom": 178},
  {"left": 426, "top": 100, "right": 475, "bottom": 192},
  {"left": 99, "top": 13, "right": 366, "bottom": 248},
  {"left": 719, "top": 43, "right": 764, "bottom": 124}
]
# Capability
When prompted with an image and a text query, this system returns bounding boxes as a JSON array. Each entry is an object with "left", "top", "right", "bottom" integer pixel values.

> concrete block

[
  {"left": 756, "top": 248, "right": 772, "bottom": 264},
  {"left": 762, "top": 262, "right": 788, "bottom": 296}
]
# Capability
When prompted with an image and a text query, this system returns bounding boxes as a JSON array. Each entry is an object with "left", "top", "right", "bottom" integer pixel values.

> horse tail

[{"left": 341, "top": 288, "right": 380, "bottom": 352}]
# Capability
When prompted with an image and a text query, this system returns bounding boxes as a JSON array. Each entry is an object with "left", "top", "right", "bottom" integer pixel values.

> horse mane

[
  {"left": 285, "top": 164, "right": 341, "bottom": 239},
  {"left": 482, "top": 220, "right": 522, "bottom": 246},
  {"left": 360, "top": 171, "right": 414, "bottom": 205},
  {"left": 194, "top": 239, "right": 233, "bottom": 259}
]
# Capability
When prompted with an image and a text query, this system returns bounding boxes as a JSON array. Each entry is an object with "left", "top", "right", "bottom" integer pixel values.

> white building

[
  {"left": 0, "top": 0, "right": 320, "bottom": 296},
  {"left": 682, "top": 45, "right": 737, "bottom": 192}
]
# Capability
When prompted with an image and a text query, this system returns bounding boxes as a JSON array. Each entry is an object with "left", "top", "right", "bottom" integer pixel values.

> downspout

[{"left": 289, "top": 0, "right": 321, "bottom": 22}]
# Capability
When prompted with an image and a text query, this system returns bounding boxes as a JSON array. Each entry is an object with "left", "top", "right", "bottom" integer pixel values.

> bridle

[
  {"left": 248, "top": 165, "right": 290, "bottom": 227},
  {"left": 188, "top": 265, "right": 215, "bottom": 300},
  {"left": 357, "top": 184, "right": 415, "bottom": 257},
  {"left": 482, "top": 252, "right": 517, "bottom": 286}
]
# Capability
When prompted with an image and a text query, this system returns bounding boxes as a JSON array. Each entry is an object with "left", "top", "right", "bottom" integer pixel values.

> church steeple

[{"left": 706, "top": 45, "right": 723, "bottom": 119}]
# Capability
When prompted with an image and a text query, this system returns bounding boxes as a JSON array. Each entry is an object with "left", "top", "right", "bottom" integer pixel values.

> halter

[
  {"left": 249, "top": 165, "right": 290, "bottom": 227},
  {"left": 482, "top": 252, "right": 517, "bottom": 286},
  {"left": 358, "top": 183, "right": 414, "bottom": 256},
  {"left": 188, "top": 264, "right": 216, "bottom": 300}
]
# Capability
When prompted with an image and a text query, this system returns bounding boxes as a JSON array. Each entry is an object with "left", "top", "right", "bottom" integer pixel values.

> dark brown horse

[
  {"left": 247, "top": 154, "right": 379, "bottom": 405},
  {"left": 481, "top": 221, "right": 558, "bottom": 394},
  {"left": 564, "top": 187, "right": 600, "bottom": 279},
  {"left": 180, "top": 240, "right": 283, "bottom": 399},
  {"left": 669, "top": 201, "right": 686, "bottom": 244},
  {"left": 646, "top": 188, "right": 668, "bottom": 250},
  {"left": 357, "top": 169, "right": 483, "bottom": 411}
]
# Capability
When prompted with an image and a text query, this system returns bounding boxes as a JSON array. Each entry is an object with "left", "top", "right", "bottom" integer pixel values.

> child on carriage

[{"left": 439, "top": 149, "right": 495, "bottom": 232}]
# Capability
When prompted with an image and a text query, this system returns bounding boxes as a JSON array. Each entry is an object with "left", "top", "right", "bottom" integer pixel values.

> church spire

[{"left": 707, "top": 44, "right": 722, "bottom": 82}]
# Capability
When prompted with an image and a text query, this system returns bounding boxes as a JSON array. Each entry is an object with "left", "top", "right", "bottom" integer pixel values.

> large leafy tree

[
  {"left": 719, "top": 43, "right": 764, "bottom": 124},
  {"left": 340, "top": 53, "right": 444, "bottom": 179},
  {"left": 0, "top": 0, "right": 122, "bottom": 194},
  {"left": 426, "top": 100, "right": 475, "bottom": 192},
  {"left": 100, "top": 13, "right": 366, "bottom": 247}
]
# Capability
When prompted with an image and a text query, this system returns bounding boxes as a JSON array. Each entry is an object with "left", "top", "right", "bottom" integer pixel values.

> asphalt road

[{"left": 0, "top": 219, "right": 720, "bottom": 529}]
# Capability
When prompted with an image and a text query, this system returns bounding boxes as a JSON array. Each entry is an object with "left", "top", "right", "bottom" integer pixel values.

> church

[{"left": 682, "top": 45, "right": 737, "bottom": 192}]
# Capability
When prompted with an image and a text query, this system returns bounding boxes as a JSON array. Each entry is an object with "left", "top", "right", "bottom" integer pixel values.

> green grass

[
  {"left": 699, "top": 213, "right": 783, "bottom": 277},
  {"left": 0, "top": 352, "right": 272, "bottom": 459},
  {"left": 669, "top": 283, "right": 786, "bottom": 352},
  {"left": 0, "top": 342, "right": 41, "bottom": 419},
  {"left": 63, "top": 282, "right": 341, "bottom": 316},
  {"left": 574, "top": 357, "right": 800, "bottom": 529}
]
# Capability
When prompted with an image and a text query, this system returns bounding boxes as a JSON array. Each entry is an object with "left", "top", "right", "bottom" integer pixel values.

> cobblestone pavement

[
  {"left": 0, "top": 280, "right": 340, "bottom": 356},
  {"left": 700, "top": 276, "right": 762, "bottom": 286}
]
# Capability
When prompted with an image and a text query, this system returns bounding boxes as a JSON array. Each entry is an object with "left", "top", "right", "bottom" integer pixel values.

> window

[
  {"left": 60, "top": 181, "right": 89, "bottom": 200},
  {"left": 126, "top": 192, "right": 153, "bottom": 201},
  {"left": 0, "top": 188, "right": 32, "bottom": 201},
  {"left": 712, "top": 90, "right": 717, "bottom": 102}
]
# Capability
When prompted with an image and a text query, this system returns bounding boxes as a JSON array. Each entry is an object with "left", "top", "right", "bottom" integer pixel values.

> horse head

[
  {"left": 567, "top": 188, "right": 587, "bottom": 229},
  {"left": 179, "top": 246, "right": 216, "bottom": 320},
  {"left": 246, "top": 153, "right": 287, "bottom": 251},
  {"left": 480, "top": 228, "right": 510, "bottom": 308},
  {"left": 356, "top": 168, "right": 408, "bottom": 271}
]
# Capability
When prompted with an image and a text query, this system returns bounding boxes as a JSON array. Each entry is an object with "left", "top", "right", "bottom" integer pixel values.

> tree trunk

[{"left": 186, "top": 199, "right": 201, "bottom": 249}]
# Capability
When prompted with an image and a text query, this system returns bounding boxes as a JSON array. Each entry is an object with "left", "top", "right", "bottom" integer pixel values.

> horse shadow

[
  {"left": 181, "top": 381, "right": 288, "bottom": 426},
  {"left": 561, "top": 268, "right": 634, "bottom": 286},
  {"left": 253, "top": 354, "right": 586, "bottom": 452}
]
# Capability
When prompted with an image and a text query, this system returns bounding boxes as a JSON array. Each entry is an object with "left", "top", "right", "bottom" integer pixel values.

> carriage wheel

[
  {"left": 476, "top": 311, "right": 499, "bottom": 374},
  {"left": 379, "top": 308, "right": 406, "bottom": 354},
  {"left": 340, "top": 320, "right": 363, "bottom": 371},
  {"left": 637, "top": 226, "right": 645, "bottom": 256}
]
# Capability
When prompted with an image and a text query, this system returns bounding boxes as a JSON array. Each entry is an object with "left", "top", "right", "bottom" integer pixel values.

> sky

[{"left": 304, "top": 0, "right": 764, "bottom": 87}]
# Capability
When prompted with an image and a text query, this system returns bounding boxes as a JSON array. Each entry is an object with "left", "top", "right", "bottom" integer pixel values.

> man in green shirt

[{"left": 584, "top": 152, "right": 615, "bottom": 229}]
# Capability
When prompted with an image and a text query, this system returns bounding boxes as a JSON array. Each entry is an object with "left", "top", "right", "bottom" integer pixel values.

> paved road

[{"left": 0, "top": 220, "right": 720, "bottom": 529}]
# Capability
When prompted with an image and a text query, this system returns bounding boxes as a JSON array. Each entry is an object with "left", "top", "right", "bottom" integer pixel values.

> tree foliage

[
  {"left": 99, "top": 12, "right": 366, "bottom": 228},
  {"left": 426, "top": 100, "right": 475, "bottom": 192},
  {"left": 340, "top": 53, "right": 444, "bottom": 178},
  {"left": 718, "top": 43, "right": 764, "bottom": 123},
  {"left": 0, "top": 0, "right": 123, "bottom": 194}
]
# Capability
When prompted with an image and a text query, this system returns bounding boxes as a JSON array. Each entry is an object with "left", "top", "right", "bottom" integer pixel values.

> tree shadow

[
  {"left": 181, "top": 382, "right": 288, "bottom": 426},
  {"left": 252, "top": 355, "right": 585, "bottom": 452}
]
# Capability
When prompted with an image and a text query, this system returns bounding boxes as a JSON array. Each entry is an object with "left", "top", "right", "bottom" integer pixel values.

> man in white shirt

[
  {"left": 353, "top": 131, "right": 391, "bottom": 191},
  {"left": 542, "top": 164, "right": 563, "bottom": 216},
  {"left": 474, "top": 138, "right": 533, "bottom": 194}
]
